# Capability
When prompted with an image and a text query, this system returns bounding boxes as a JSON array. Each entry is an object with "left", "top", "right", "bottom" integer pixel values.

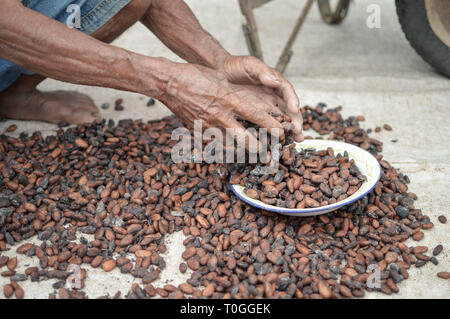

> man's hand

[
  {"left": 159, "top": 63, "right": 291, "bottom": 151},
  {"left": 220, "top": 55, "right": 304, "bottom": 142},
  {"left": 143, "top": 1, "right": 303, "bottom": 142}
]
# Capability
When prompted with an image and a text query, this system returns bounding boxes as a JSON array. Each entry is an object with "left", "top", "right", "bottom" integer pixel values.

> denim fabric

[{"left": 0, "top": 0, "right": 130, "bottom": 91}]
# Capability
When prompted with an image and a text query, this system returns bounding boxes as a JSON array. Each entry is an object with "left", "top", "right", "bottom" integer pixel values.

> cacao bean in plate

[{"left": 240, "top": 147, "right": 365, "bottom": 209}]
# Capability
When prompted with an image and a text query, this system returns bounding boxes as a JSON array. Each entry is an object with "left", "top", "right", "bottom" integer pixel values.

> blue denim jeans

[{"left": 0, "top": 0, "right": 130, "bottom": 91}]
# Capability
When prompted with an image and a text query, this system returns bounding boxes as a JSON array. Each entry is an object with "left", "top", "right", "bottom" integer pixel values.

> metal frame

[
  {"left": 238, "top": 0, "right": 269, "bottom": 61},
  {"left": 317, "top": 0, "right": 351, "bottom": 24},
  {"left": 238, "top": 0, "right": 351, "bottom": 73}
]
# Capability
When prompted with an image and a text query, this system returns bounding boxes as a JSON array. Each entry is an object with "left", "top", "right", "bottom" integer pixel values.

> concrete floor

[{"left": 0, "top": 0, "right": 449, "bottom": 299}]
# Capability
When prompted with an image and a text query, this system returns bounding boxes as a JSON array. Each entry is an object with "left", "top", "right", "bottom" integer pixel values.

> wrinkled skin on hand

[
  {"left": 162, "top": 64, "right": 284, "bottom": 151},
  {"left": 221, "top": 55, "right": 304, "bottom": 142},
  {"left": 160, "top": 60, "right": 303, "bottom": 153}
]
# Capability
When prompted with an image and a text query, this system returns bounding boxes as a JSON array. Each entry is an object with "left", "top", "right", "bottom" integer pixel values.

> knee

[{"left": 125, "top": 0, "right": 153, "bottom": 17}]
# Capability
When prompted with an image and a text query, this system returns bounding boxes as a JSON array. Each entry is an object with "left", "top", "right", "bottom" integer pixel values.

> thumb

[{"left": 259, "top": 70, "right": 282, "bottom": 89}]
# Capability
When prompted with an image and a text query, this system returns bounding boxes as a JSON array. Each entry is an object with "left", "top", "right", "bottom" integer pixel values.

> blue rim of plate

[{"left": 229, "top": 145, "right": 381, "bottom": 215}]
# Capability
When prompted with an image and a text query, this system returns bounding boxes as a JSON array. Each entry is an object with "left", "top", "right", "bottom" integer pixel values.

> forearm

[
  {"left": 142, "top": 0, "right": 231, "bottom": 69},
  {"left": 0, "top": 0, "right": 173, "bottom": 98}
]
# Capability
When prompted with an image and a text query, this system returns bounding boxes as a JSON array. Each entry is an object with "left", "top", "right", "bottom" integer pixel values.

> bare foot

[{"left": 0, "top": 89, "right": 101, "bottom": 124}]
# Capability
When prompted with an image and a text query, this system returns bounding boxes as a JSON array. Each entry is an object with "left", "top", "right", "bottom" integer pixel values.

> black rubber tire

[{"left": 395, "top": 0, "right": 450, "bottom": 78}]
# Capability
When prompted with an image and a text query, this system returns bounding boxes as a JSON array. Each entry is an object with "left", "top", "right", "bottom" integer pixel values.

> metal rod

[
  {"left": 239, "top": 0, "right": 264, "bottom": 61},
  {"left": 317, "top": 0, "right": 351, "bottom": 24},
  {"left": 246, "top": 0, "right": 272, "bottom": 10},
  {"left": 276, "top": 0, "right": 314, "bottom": 73}
]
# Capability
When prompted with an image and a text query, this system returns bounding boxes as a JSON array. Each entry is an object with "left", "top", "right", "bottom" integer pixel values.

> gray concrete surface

[{"left": 0, "top": 0, "right": 449, "bottom": 299}]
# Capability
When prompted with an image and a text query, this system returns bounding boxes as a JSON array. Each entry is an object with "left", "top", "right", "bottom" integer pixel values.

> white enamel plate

[{"left": 230, "top": 139, "right": 381, "bottom": 217}]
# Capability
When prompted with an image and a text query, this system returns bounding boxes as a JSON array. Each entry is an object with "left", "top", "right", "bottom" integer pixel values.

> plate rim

[{"left": 229, "top": 139, "right": 381, "bottom": 215}]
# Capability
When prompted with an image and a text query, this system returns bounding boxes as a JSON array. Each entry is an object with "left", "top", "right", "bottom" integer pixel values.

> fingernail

[{"left": 270, "top": 74, "right": 280, "bottom": 83}]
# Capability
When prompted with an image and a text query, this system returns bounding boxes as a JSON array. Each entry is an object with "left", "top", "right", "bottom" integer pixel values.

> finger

[
  {"left": 274, "top": 81, "right": 304, "bottom": 142},
  {"left": 225, "top": 117, "right": 264, "bottom": 158},
  {"left": 271, "top": 92, "right": 287, "bottom": 112},
  {"left": 241, "top": 56, "right": 282, "bottom": 88},
  {"left": 258, "top": 86, "right": 287, "bottom": 112},
  {"left": 233, "top": 85, "right": 286, "bottom": 118},
  {"left": 259, "top": 100, "right": 281, "bottom": 118},
  {"left": 258, "top": 69, "right": 284, "bottom": 88},
  {"left": 233, "top": 58, "right": 300, "bottom": 134},
  {"left": 233, "top": 101, "right": 285, "bottom": 142},
  {"left": 253, "top": 90, "right": 285, "bottom": 115},
  {"left": 245, "top": 63, "right": 304, "bottom": 141}
]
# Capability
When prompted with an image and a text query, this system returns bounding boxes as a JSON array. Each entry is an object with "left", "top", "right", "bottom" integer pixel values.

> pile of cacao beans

[{"left": 0, "top": 103, "right": 447, "bottom": 299}]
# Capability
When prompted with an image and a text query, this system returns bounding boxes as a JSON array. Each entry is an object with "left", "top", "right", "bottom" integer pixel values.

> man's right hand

[
  {"left": 221, "top": 55, "right": 304, "bottom": 142},
  {"left": 159, "top": 63, "right": 297, "bottom": 151}
]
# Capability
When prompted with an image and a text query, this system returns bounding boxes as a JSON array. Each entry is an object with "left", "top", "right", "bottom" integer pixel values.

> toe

[
  {"left": 52, "top": 91, "right": 99, "bottom": 113},
  {"left": 0, "top": 89, "right": 102, "bottom": 124},
  {"left": 44, "top": 91, "right": 101, "bottom": 124},
  {"left": 68, "top": 108, "right": 101, "bottom": 124}
]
